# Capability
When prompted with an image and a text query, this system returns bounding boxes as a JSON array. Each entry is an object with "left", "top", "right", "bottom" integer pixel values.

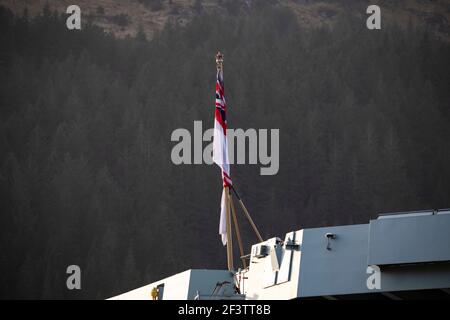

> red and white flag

[{"left": 213, "top": 67, "right": 232, "bottom": 246}]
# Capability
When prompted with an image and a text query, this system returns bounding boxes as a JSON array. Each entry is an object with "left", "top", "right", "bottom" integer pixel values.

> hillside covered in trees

[
  {"left": 1, "top": 0, "right": 449, "bottom": 41},
  {"left": 0, "top": 4, "right": 449, "bottom": 299}
]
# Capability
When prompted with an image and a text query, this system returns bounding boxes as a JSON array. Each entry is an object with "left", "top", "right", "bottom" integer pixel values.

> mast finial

[{"left": 216, "top": 51, "right": 224, "bottom": 71}]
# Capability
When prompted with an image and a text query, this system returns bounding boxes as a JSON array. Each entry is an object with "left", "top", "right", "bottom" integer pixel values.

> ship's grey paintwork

[
  {"left": 110, "top": 209, "right": 450, "bottom": 300},
  {"left": 368, "top": 212, "right": 450, "bottom": 266}
]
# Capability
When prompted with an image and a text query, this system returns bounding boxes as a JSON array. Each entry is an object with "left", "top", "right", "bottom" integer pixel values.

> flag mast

[
  {"left": 215, "top": 52, "right": 233, "bottom": 271},
  {"left": 225, "top": 187, "right": 233, "bottom": 271},
  {"left": 214, "top": 51, "right": 263, "bottom": 271}
]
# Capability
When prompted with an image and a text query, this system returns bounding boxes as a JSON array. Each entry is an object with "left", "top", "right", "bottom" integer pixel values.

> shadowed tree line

[{"left": 0, "top": 4, "right": 449, "bottom": 299}]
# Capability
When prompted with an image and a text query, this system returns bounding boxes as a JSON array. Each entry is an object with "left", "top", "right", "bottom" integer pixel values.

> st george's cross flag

[{"left": 213, "top": 64, "right": 232, "bottom": 246}]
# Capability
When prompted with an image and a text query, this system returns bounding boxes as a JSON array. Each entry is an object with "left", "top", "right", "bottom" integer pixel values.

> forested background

[{"left": 0, "top": 3, "right": 449, "bottom": 299}]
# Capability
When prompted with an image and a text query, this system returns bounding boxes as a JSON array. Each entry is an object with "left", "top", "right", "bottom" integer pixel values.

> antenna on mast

[{"left": 215, "top": 51, "right": 224, "bottom": 71}]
